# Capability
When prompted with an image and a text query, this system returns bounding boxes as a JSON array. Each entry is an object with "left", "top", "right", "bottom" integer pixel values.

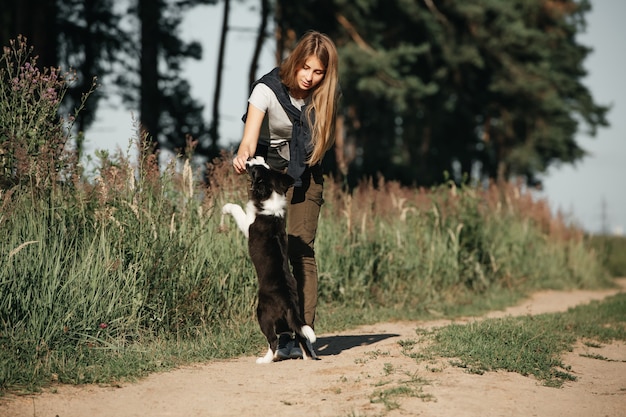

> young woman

[{"left": 232, "top": 30, "right": 339, "bottom": 360}]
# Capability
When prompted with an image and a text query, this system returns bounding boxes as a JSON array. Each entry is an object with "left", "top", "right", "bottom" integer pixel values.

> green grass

[
  {"left": 588, "top": 234, "right": 626, "bottom": 277},
  {"left": 369, "top": 371, "right": 434, "bottom": 410},
  {"left": 410, "top": 293, "right": 626, "bottom": 387},
  {"left": 0, "top": 320, "right": 263, "bottom": 392}
]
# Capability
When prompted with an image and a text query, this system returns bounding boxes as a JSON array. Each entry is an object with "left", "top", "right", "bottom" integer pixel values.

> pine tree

[
  {"left": 123, "top": 0, "right": 217, "bottom": 156},
  {"left": 275, "top": 0, "right": 608, "bottom": 187}
]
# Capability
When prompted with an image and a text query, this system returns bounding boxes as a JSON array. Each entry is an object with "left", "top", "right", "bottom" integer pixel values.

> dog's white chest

[{"left": 260, "top": 191, "right": 286, "bottom": 217}]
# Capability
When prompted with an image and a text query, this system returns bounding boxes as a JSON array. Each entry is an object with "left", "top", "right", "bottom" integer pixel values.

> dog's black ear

[
  {"left": 247, "top": 164, "right": 261, "bottom": 182},
  {"left": 271, "top": 172, "right": 294, "bottom": 193}
]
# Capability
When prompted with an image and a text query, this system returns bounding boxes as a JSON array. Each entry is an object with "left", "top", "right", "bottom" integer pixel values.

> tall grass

[
  {"left": 317, "top": 178, "right": 610, "bottom": 316},
  {"left": 0, "top": 147, "right": 253, "bottom": 383},
  {"left": 588, "top": 234, "right": 626, "bottom": 277},
  {"left": 0, "top": 37, "right": 614, "bottom": 392}
]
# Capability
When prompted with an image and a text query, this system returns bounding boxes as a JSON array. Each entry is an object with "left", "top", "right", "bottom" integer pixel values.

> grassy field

[
  {"left": 0, "top": 38, "right": 621, "bottom": 395},
  {"left": 0, "top": 148, "right": 616, "bottom": 393}
]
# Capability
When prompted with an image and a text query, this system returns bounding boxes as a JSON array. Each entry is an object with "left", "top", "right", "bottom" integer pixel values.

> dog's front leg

[
  {"left": 256, "top": 346, "right": 274, "bottom": 364},
  {"left": 222, "top": 202, "right": 254, "bottom": 238}
]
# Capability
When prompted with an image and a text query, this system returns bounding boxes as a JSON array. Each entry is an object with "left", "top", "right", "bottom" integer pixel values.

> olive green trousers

[{"left": 286, "top": 169, "right": 324, "bottom": 329}]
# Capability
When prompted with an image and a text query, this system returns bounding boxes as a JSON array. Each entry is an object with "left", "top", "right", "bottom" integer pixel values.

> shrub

[{"left": 0, "top": 35, "right": 94, "bottom": 190}]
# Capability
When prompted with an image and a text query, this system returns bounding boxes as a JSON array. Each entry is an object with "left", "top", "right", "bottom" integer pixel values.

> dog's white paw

[
  {"left": 221, "top": 203, "right": 251, "bottom": 238},
  {"left": 222, "top": 203, "right": 237, "bottom": 215},
  {"left": 256, "top": 347, "right": 274, "bottom": 364}
]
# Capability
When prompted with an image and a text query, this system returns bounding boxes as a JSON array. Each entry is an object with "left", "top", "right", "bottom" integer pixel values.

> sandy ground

[{"left": 2, "top": 279, "right": 626, "bottom": 417}]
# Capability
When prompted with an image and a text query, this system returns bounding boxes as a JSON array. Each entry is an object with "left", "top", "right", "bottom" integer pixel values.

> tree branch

[
  {"left": 335, "top": 13, "right": 377, "bottom": 55},
  {"left": 423, "top": 0, "right": 451, "bottom": 27}
]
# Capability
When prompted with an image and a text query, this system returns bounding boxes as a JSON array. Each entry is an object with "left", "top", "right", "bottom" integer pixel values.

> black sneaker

[
  {"left": 289, "top": 343, "right": 304, "bottom": 359},
  {"left": 276, "top": 333, "right": 293, "bottom": 361}
]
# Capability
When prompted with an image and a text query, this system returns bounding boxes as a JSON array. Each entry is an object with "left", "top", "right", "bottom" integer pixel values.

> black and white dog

[{"left": 222, "top": 157, "right": 317, "bottom": 363}]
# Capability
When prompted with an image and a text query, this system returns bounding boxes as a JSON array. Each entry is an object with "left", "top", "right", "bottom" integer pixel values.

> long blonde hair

[{"left": 279, "top": 31, "right": 339, "bottom": 166}]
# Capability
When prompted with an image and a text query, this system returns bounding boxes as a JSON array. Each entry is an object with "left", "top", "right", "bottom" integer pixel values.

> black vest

[{"left": 242, "top": 68, "right": 315, "bottom": 185}]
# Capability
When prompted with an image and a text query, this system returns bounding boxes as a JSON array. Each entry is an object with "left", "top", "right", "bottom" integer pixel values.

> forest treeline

[{"left": 0, "top": 0, "right": 609, "bottom": 187}]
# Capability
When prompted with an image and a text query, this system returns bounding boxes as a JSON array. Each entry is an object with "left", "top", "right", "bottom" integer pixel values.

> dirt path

[{"left": 3, "top": 279, "right": 626, "bottom": 417}]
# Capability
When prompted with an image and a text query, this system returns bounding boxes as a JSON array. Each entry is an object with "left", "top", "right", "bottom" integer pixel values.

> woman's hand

[
  {"left": 233, "top": 103, "right": 265, "bottom": 174},
  {"left": 233, "top": 151, "right": 250, "bottom": 174}
]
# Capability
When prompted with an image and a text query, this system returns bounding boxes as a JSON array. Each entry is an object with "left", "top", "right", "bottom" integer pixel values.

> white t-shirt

[{"left": 248, "top": 83, "right": 306, "bottom": 162}]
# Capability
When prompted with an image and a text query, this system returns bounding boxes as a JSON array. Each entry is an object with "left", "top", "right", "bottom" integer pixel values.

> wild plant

[{"left": 0, "top": 35, "right": 95, "bottom": 190}]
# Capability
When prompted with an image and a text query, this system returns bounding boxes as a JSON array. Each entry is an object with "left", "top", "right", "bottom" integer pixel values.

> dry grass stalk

[{"left": 9, "top": 240, "right": 39, "bottom": 258}]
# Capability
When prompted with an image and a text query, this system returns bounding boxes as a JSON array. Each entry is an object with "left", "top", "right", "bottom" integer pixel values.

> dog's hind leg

[{"left": 256, "top": 308, "right": 279, "bottom": 364}]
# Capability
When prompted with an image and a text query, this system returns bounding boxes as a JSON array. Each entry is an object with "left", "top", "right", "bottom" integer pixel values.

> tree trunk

[
  {"left": 13, "top": 0, "right": 58, "bottom": 69},
  {"left": 139, "top": 0, "right": 160, "bottom": 152},
  {"left": 74, "top": 0, "right": 97, "bottom": 156},
  {"left": 248, "top": 0, "right": 269, "bottom": 87},
  {"left": 210, "top": 0, "right": 230, "bottom": 155},
  {"left": 274, "top": 0, "right": 282, "bottom": 64},
  {"left": 333, "top": 113, "right": 347, "bottom": 177}
]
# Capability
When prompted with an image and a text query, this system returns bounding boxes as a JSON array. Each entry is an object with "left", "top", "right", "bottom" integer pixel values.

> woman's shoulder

[
  {"left": 249, "top": 82, "right": 280, "bottom": 113},
  {"left": 251, "top": 82, "right": 274, "bottom": 95},
  {"left": 250, "top": 82, "right": 277, "bottom": 102}
]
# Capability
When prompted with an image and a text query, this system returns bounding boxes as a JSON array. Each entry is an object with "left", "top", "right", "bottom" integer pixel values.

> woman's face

[{"left": 295, "top": 56, "right": 326, "bottom": 92}]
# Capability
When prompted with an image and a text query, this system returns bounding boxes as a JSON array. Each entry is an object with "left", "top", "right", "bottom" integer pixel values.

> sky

[
  {"left": 539, "top": 0, "right": 626, "bottom": 235},
  {"left": 85, "top": 1, "right": 625, "bottom": 236}
]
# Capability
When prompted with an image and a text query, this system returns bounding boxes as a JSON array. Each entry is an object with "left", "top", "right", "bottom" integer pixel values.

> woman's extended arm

[{"left": 233, "top": 103, "right": 265, "bottom": 174}]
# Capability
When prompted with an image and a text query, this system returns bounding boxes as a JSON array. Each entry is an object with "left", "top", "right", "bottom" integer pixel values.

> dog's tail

[
  {"left": 296, "top": 324, "right": 318, "bottom": 360},
  {"left": 299, "top": 324, "right": 316, "bottom": 343},
  {"left": 289, "top": 309, "right": 316, "bottom": 343}
]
